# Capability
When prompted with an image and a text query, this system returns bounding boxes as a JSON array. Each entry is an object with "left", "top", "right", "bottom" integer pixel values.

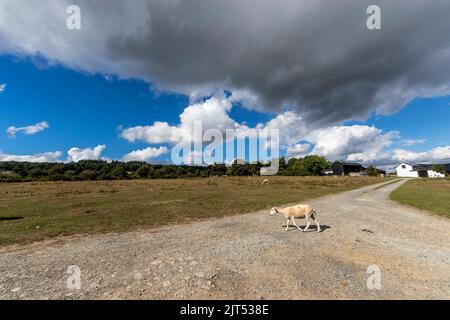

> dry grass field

[
  {"left": 0, "top": 176, "right": 387, "bottom": 246},
  {"left": 390, "top": 178, "right": 450, "bottom": 219}
]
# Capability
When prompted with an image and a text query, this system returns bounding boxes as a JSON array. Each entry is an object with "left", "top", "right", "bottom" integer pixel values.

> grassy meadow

[
  {"left": 0, "top": 176, "right": 387, "bottom": 246},
  {"left": 390, "top": 178, "right": 450, "bottom": 219}
]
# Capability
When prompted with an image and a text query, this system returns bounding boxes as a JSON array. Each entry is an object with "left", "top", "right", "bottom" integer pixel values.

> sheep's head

[{"left": 270, "top": 207, "right": 279, "bottom": 216}]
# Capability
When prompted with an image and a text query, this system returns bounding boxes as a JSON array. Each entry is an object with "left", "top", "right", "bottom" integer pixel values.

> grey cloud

[{"left": 1, "top": 0, "right": 450, "bottom": 125}]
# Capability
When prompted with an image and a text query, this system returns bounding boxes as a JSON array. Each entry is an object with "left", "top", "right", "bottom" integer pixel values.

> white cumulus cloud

[
  {"left": 392, "top": 146, "right": 450, "bottom": 163},
  {"left": 122, "top": 95, "right": 309, "bottom": 146},
  {"left": 121, "top": 95, "right": 236, "bottom": 146},
  {"left": 0, "top": 151, "right": 62, "bottom": 163},
  {"left": 122, "top": 146, "right": 169, "bottom": 162},
  {"left": 286, "top": 143, "right": 312, "bottom": 158},
  {"left": 0, "top": 83, "right": 6, "bottom": 92},
  {"left": 66, "top": 145, "right": 107, "bottom": 162},
  {"left": 305, "top": 125, "right": 399, "bottom": 163},
  {"left": 401, "top": 138, "right": 426, "bottom": 147},
  {"left": 7, "top": 121, "right": 49, "bottom": 138}
]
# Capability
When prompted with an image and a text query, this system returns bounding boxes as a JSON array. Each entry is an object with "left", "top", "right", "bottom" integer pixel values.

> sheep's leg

[
  {"left": 291, "top": 217, "right": 303, "bottom": 231},
  {"left": 314, "top": 217, "right": 321, "bottom": 233},
  {"left": 285, "top": 219, "right": 290, "bottom": 232},
  {"left": 303, "top": 216, "right": 311, "bottom": 232},
  {"left": 311, "top": 212, "right": 321, "bottom": 233}
]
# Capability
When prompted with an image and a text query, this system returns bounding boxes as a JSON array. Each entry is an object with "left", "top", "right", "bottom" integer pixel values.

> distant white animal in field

[
  {"left": 270, "top": 205, "right": 321, "bottom": 232},
  {"left": 262, "top": 179, "right": 269, "bottom": 185}
]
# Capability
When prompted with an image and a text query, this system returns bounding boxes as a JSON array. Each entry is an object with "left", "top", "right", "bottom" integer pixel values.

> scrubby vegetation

[{"left": 0, "top": 155, "right": 332, "bottom": 182}]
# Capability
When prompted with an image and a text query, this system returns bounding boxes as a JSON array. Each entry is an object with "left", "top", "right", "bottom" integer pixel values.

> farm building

[
  {"left": 328, "top": 162, "right": 386, "bottom": 176},
  {"left": 372, "top": 168, "right": 387, "bottom": 176},
  {"left": 395, "top": 162, "right": 449, "bottom": 178},
  {"left": 331, "top": 162, "right": 365, "bottom": 176}
]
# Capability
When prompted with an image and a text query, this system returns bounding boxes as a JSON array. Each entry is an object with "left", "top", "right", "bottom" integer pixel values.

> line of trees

[
  {"left": 0, "top": 155, "right": 332, "bottom": 182},
  {"left": 280, "top": 155, "right": 331, "bottom": 176}
]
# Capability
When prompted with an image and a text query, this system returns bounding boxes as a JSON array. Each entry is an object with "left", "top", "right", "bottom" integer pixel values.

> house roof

[
  {"left": 394, "top": 162, "right": 416, "bottom": 168},
  {"left": 342, "top": 162, "right": 364, "bottom": 167},
  {"left": 413, "top": 164, "right": 432, "bottom": 170},
  {"left": 395, "top": 162, "right": 450, "bottom": 172},
  {"left": 413, "top": 163, "right": 450, "bottom": 172}
]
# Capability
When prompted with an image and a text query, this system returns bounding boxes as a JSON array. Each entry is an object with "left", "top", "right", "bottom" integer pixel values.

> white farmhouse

[
  {"left": 395, "top": 163, "right": 419, "bottom": 177},
  {"left": 395, "top": 162, "right": 447, "bottom": 178}
]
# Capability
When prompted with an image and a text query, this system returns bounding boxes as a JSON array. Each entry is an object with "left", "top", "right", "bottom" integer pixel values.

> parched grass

[
  {"left": 0, "top": 176, "right": 387, "bottom": 246},
  {"left": 390, "top": 178, "right": 450, "bottom": 218}
]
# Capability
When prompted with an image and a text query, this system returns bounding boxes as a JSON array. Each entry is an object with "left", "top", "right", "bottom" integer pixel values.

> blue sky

[{"left": 0, "top": 55, "right": 186, "bottom": 161}]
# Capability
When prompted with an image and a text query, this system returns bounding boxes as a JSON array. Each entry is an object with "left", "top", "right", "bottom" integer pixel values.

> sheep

[{"left": 270, "top": 205, "right": 321, "bottom": 232}]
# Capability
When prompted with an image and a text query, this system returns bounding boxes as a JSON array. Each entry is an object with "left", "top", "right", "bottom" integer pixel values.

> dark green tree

[
  {"left": 286, "top": 158, "right": 308, "bottom": 176},
  {"left": 302, "top": 155, "right": 331, "bottom": 176},
  {"left": 432, "top": 164, "right": 447, "bottom": 176},
  {"left": 366, "top": 166, "right": 379, "bottom": 177}
]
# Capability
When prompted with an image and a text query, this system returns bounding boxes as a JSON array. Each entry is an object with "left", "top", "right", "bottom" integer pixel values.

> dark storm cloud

[
  {"left": 104, "top": 0, "right": 450, "bottom": 124},
  {"left": 2, "top": 0, "right": 450, "bottom": 125}
]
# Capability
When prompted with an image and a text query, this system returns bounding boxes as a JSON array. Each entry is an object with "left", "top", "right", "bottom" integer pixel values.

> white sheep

[{"left": 270, "top": 205, "right": 321, "bottom": 232}]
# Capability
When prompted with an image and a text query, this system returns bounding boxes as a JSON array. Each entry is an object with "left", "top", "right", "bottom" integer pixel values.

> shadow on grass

[{"left": 0, "top": 216, "right": 25, "bottom": 221}]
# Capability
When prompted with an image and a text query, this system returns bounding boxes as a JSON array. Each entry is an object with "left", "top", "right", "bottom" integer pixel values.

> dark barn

[{"left": 331, "top": 162, "right": 366, "bottom": 176}]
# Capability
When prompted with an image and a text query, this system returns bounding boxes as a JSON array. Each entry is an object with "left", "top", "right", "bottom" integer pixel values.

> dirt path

[{"left": 1, "top": 179, "right": 449, "bottom": 300}]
